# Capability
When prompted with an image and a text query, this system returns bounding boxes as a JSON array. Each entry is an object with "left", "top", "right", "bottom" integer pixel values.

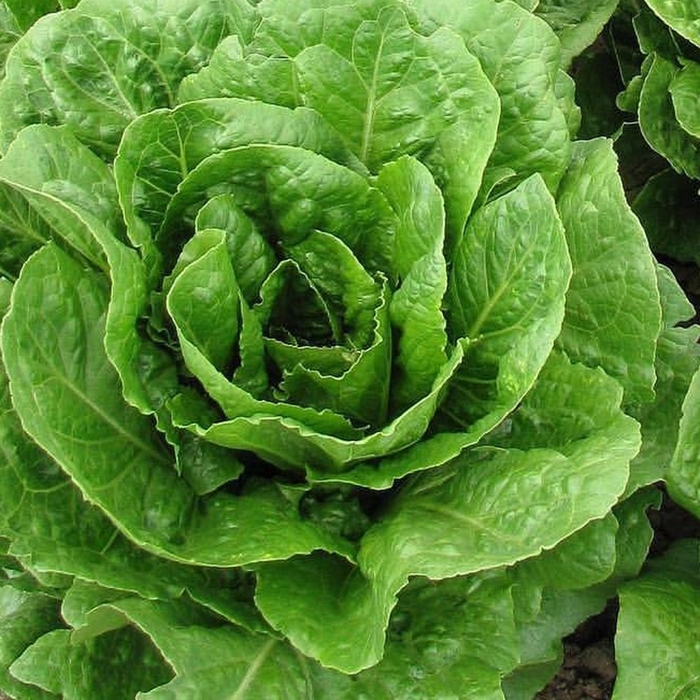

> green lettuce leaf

[
  {"left": 405, "top": 0, "right": 572, "bottom": 195},
  {"left": 534, "top": 0, "right": 619, "bottom": 67},
  {"left": 1, "top": 244, "right": 354, "bottom": 566},
  {"left": 555, "top": 139, "right": 662, "bottom": 404},
  {"left": 644, "top": 0, "right": 700, "bottom": 47},
  {"left": 0, "top": 586, "right": 61, "bottom": 700},
  {"left": 670, "top": 60, "right": 700, "bottom": 139},
  {"left": 0, "top": 0, "right": 256, "bottom": 155},
  {"left": 638, "top": 54, "right": 700, "bottom": 179},
  {"left": 614, "top": 540, "right": 700, "bottom": 700}
]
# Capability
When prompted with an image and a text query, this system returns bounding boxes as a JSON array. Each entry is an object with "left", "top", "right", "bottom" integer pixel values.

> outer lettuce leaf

[
  {"left": 614, "top": 540, "right": 700, "bottom": 700},
  {"left": 0, "top": 586, "right": 61, "bottom": 700},
  {"left": 10, "top": 627, "right": 172, "bottom": 699},
  {"left": 45, "top": 595, "right": 356, "bottom": 699},
  {"left": 3, "top": 1, "right": 58, "bottom": 30},
  {"left": 503, "top": 486, "right": 660, "bottom": 699},
  {"left": 667, "top": 367, "right": 700, "bottom": 519},
  {"left": 0, "top": 181, "right": 52, "bottom": 281},
  {"left": 0, "top": 4, "right": 20, "bottom": 80},
  {"left": 0, "top": 0, "right": 256, "bottom": 155},
  {"left": 349, "top": 575, "right": 519, "bottom": 699},
  {"left": 670, "top": 61, "right": 700, "bottom": 138},
  {"left": 405, "top": 0, "right": 572, "bottom": 195},
  {"left": 555, "top": 139, "right": 662, "bottom": 404},
  {"left": 254, "top": 352, "right": 639, "bottom": 673},
  {"left": 638, "top": 54, "right": 700, "bottom": 179},
  {"left": 0, "top": 124, "right": 120, "bottom": 272},
  {"left": 1, "top": 245, "right": 355, "bottom": 566},
  {"left": 627, "top": 265, "right": 700, "bottom": 495}
]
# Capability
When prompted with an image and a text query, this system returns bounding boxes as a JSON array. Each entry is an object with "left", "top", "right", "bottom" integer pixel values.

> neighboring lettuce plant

[
  {"left": 0, "top": 1, "right": 697, "bottom": 698},
  {"left": 606, "top": 0, "right": 700, "bottom": 265}
]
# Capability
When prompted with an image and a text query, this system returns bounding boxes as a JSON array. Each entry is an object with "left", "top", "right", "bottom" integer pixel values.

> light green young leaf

[
  {"left": 670, "top": 60, "right": 700, "bottom": 139},
  {"left": 167, "top": 229, "right": 240, "bottom": 373},
  {"left": 405, "top": 0, "right": 571, "bottom": 194},
  {"left": 195, "top": 195, "right": 277, "bottom": 306},
  {"left": 626, "top": 265, "right": 699, "bottom": 495},
  {"left": 639, "top": 54, "right": 700, "bottom": 179},
  {"left": 644, "top": 0, "right": 700, "bottom": 47},
  {"left": 614, "top": 541, "right": 700, "bottom": 700},
  {"left": 0, "top": 0, "right": 256, "bottom": 155},
  {"left": 376, "top": 156, "right": 448, "bottom": 410},
  {"left": 555, "top": 138, "right": 662, "bottom": 404},
  {"left": 173, "top": 343, "right": 465, "bottom": 477},
  {"left": 279, "top": 239, "right": 392, "bottom": 427},
  {"left": 446, "top": 174, "right": 571, "bottom": 428}
]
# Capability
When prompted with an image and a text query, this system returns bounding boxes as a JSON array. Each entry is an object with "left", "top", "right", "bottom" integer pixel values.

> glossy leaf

[{"left": 0, "top": 0, "right": 256, "bottom": 155}]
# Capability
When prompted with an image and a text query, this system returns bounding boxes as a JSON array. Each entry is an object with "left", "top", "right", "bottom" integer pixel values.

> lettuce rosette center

[{"left": 137, "top": 133, "right": 460, "bottom": 472}]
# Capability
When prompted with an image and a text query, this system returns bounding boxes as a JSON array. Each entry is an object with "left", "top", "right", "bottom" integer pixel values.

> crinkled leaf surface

[
  {"left": 0, "top": 0, "right": 256, "bottom": 155},
  {"left": 114, "top": 99, "right": 361, "bottom": 269},
  {"left": 1, "top": 245, "right": 353, "bottom": 566},
  {"left": 405, "top": 0, "right": 571, "bottom": 195},
  {"left": 555, "top": 139, "right": 661, "bottom": 404},
  {"left": 614, "top": 541, "right": 700, "bottom": 700},
  {"left": 255, "top": 352, "right": 639, "bottom": 673},
  {"left": 445, "top": 173, "right": 571, "bottom": 428}
]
